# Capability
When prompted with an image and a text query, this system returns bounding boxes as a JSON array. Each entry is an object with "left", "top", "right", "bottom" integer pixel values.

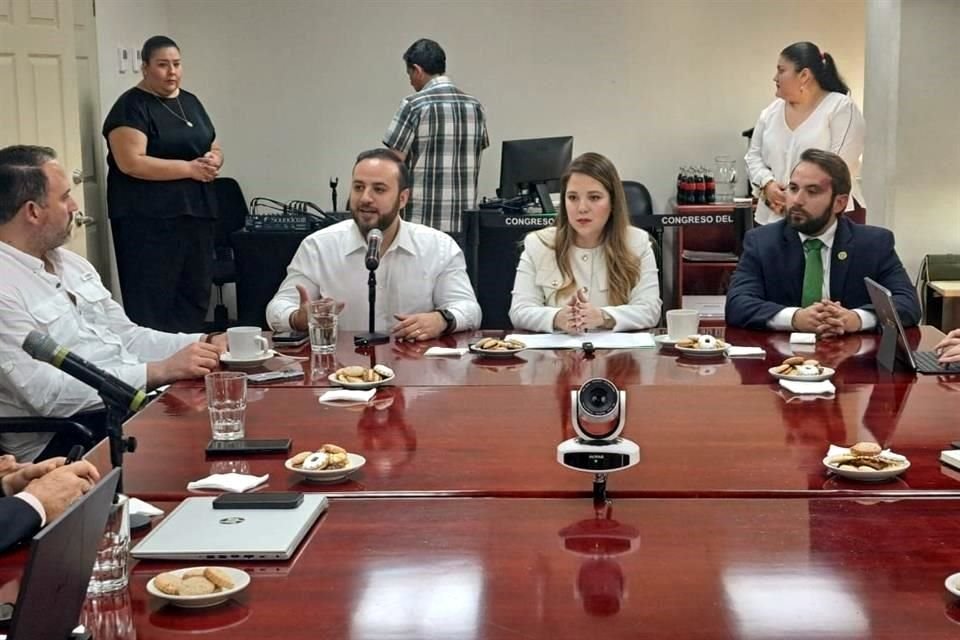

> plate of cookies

[
  {"left": 147, "top": 566, "right": 250, "bottom": 608},
  {"left": 769, "top": 357, "right": 835, "bottom": 382},
  {"left": 285, "top": 444, "right": 366, "bottom": 482},
  {"left": 674, "top": 334, "right": 729, "bottom": 357},
  {"left": 469, "top": 337, "right": 526, "bottom": 358},
  {"left": 822, "top": 441, "right": 910, "bottom": 482},
  {"left": 328, "top": 364, "right": 395, "bottom": 390}
]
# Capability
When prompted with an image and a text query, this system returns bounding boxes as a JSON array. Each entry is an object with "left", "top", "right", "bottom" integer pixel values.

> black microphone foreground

[
  {"left": 23, "top": 331, "right": 148, "bottom": 413},
  {"left": 365, "top": 228, "right": 383, "bottom": 271}
]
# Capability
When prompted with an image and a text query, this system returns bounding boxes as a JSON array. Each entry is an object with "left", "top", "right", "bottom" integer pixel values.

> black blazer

[
  {"left": 725, "top": 217, "right": 921, "bottom": 330},
  {"left": 0, "top": 496, "right": 42, "bottom": 553}
]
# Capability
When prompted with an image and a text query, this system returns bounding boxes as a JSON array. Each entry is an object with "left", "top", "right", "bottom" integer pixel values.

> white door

[{"left": 0, "top": 0, "right": 88, "bottom": 257}]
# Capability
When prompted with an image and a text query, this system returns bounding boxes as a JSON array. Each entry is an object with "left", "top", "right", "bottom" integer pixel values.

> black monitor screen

[{"left": 499, "top": 136, "right": 574, "bottom": 199}]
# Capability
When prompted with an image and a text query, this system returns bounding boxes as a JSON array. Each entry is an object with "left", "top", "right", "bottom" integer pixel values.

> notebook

[
  {"left": 864, "top": 277, "right": 957, "bottom": 374},
  {"left": 4, "top": 467, "right": 121, "bottom": 640},
  {"left": 131, "top": 495, "right": 327, "bottom": 561}
]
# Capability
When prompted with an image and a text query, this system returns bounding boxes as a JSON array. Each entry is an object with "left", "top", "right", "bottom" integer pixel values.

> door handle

[
  {"left": 73, "top": 212, "right": 96, "bottom": 227},
  {"left": 72, "top": 169, "right": 83, "bottom": 185}
]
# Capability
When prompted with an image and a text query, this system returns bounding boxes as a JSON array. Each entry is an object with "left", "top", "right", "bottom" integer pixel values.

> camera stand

[
  {"left": 354, "top": 270, "right": 389, "bottom": 346},
  {"left": 102, "top": 401, "right": 149, "bottom": 530}
]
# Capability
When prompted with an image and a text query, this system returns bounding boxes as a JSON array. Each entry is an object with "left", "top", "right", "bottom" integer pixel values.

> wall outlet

[{"left": 132, "top": 47, "right": 141, "bottom": 73}]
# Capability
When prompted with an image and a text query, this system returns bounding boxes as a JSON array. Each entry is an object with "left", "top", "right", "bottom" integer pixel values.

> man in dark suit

[
  {"left": 0, "top": 454, "right": 99, "bottom": 552},
  {"left": 726, "top": 149, "right": 920, "bottom": 334}
]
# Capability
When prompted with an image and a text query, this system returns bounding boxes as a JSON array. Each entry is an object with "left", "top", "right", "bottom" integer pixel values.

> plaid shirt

[{"left": 384, "top": 76, "right": 489, "bottom": 233}]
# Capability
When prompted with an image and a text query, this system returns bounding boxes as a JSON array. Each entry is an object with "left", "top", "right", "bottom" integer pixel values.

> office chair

[
  {"left": 621, "top": 180, "right": 663, "bottom": 327},
  {"left": 211, "top": 178, "right": 250, "bottom": 330},
  {"left": 0, "top": 418, "right": 97, "bottom": 459}
]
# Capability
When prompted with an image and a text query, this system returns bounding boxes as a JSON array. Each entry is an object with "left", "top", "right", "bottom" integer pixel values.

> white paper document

[{"left": 504, "top": 331, "right": 655, "bottom": 350}]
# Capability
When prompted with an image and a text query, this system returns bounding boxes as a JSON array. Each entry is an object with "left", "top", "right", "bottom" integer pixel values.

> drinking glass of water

[
  {"left": 87, "top": 495, "right": 130, "bottom": 595},
  {"left": 308, "top": 299, "right": 339, "bottom": 354},
  {"left": 205, "top": 371, "right": 247, "bottom": 440},
  {"left": 715, "top": 156, "right": 737, "bottom": 203}
]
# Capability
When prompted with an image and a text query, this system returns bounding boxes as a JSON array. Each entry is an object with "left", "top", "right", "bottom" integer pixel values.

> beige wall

[{"left": 159, "top": 0, "right": 865, "bottom": 214}]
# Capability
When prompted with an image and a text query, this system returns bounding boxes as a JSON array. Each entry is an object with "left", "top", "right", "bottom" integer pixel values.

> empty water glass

[{"left": 87, "top": 495, "right": 130, "bottom": 595}]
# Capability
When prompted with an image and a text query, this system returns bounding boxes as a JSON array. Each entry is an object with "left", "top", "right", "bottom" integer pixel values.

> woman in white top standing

[
  {"left": 746, "top": 41, "right": 865, "bottom": 225},
  {"left": 509, "top": 152, "right": 661, "bottom": 333}
]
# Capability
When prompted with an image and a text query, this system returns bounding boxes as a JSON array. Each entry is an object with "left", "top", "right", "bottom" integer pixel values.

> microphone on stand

[
  {"left": 22, "top": 331, "right": 148, "bottom": 413},
  {"left": 365, "top": 228, "right": 383, "bottom": 271},
  {"left": 355, "top": 228, "right": 390, "bottom": 346}
]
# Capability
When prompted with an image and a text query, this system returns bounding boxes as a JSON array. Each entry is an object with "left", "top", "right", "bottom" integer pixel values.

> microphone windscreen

[
  {"left": 23, "top": 330, "right": 59, "bottom": 362},
  {"left": 368, "top": 228, "right": 383, "bottom": 243}
]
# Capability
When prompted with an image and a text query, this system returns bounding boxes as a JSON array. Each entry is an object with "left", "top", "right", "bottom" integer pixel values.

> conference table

[{"left": 11, "top": 327, "right": 960, "bottom": 638}]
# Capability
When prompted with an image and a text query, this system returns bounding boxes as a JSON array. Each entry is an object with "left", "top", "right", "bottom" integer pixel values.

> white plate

[
  {"left": 675, "top": 345, "right": 728, "bottom": 358},
  {"left": 146, "top": 566, "right": 250, "bottom": 608},
  {"left": 822, "top": 455, "right": 910, "bottom": 482},
  {"left": 468, "top": 344, "right": 527, "bottom": 359},
  {"left": 945, "top": 572, "right": 960, "bottom": 598},
  {"left": 285, "top": 452, "right": 366, "bottom": 483},
  {"left": 653, "top": 334, "right": 684, "bottom": 347},
  {"left": 769, "top": 366, "right": 836, "bottom": 382},
  {"left": 327, "top": 372, "right": 395, "bottom": 390},
  {"left": 220, "top": 350, "right": 276, "bottom": 367}
]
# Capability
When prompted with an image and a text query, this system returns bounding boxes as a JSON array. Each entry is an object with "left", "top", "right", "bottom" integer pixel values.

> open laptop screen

[{"left": 864, "top": 276, "right": 918, "bottom": 370}]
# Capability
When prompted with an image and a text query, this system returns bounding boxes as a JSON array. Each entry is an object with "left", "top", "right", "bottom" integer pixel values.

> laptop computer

[
  {"left": 131, "top": 494, "right": 327, "bottom": 561},
  {"left": 864, "top": 276, "right": 957, "bottom": 374},
  {"left": 3, "top": 467, "right": 121, "bottom": 640}
]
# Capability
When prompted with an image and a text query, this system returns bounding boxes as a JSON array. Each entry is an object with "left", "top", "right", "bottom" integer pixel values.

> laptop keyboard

[{"left": 913, "top": 350, "right": 956, "bottom": 374}]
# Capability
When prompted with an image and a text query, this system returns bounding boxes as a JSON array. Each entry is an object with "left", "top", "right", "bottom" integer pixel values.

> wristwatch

[{"left": 437, "top": 309, "right": 456, "bottom": 335}]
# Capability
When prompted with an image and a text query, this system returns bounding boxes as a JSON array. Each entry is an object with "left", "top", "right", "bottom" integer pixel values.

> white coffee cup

[
  {"left": 666, "top": 309, "right": 700, "bottom": 340},
  {"left": 226, "top": 326, "right": 269, "bottom": 358}
]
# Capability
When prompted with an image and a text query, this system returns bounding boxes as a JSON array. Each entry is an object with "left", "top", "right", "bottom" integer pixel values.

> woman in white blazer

[
  {"left": 509, "top": 152, "right": 661, "bottom": 333},
  {"left": 745, "top": 41, "right": 865, "bottom": 225}
]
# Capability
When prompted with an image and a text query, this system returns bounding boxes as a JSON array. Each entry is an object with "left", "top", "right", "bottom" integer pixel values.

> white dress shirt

[
  {"left": 767, "top": 221, "right": 876, "bottom": 331},
  {"left": 266, "top": 219, "right": 481, "bottom": 333},
  {"left": 745, "top": 93, "right": 866, "bottom": 224},
  {"left": 0, "top": 242, "right": 201, "bottom": 461},
  {"left": 509, "top": 226, "right": 662, "bottom": 332}
]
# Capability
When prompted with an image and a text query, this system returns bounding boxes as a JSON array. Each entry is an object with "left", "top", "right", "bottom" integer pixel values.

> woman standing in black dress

[{"left": 103, "top": 35, "right": 223, "bottom": 333}]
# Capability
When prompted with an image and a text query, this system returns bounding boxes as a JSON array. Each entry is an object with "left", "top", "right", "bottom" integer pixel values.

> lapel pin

[{"left": 837, "top": 251, "right": 848, "bottom": 261}]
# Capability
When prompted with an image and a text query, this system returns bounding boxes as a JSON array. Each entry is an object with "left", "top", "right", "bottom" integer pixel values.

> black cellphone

[
  {"left": 205, "top": 438, "right": 292, "bottom": 455},
  {"left": 272, "top": 331, "right": 309, "bottom": 347},
  {"left": 64, "top": 444, "right": 85, "bottom": 464},
  {"left": 212, "top": 491, "right": 303, "bottom": 510}
]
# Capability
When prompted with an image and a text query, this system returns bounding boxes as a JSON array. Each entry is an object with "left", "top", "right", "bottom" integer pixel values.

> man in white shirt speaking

[
  {"left": 267, "top": 149, "right": 481, "bottom": 340},
  {"left": 0, "top": 145, "right": 226, "bottom": 461}
]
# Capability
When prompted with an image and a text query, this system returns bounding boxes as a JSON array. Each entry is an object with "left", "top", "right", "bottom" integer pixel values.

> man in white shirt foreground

[
  {"left": 267, "top": 148, "right": 481, "bottom": 340},
  {"left": 0, "top": 145, "right": 227, "bottom": 461}
]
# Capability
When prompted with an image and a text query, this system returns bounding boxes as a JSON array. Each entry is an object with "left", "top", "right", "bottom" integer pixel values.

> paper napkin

[
  {"left": 779, "top": 379, "right": 836, "bottom": 395},
  {"left": 726, "top": 346, "right": 765, "bottom": 357},
  {"left": 789, "top": 332, "right": 817, "bottom": 344},
  {"left": 424, "top": 347, "right": 468, "bottom": 357},
  {"left": 319, "top": 388, "right": 377, "bottom": 403},
  {"left": 186, "top": 473, "right": 269, "bottom": 493},
  {"left": 128, "top": 497, "right": 164, "bottom": 517}
]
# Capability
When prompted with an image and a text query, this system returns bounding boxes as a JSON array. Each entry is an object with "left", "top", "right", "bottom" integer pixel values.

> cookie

[
  {"left": 180, "top": 576, "right": 216, "bottom": 596},
  {"left": 203, "top": 567, "right": 234, "bottom": 590},
  {"left": 181, "top": 568, "right": 206, "bottom": 579},
  {"left": 340, "top": 366, "right": 365, "bottom": 377},
  {"left": 321, "top": 444, "right": 347, "bottom": 455},
  {"left": 850, "top": 442, "right": 882, "bottom": 457},
  {"left": 302, "top": 451, "right": 329, "bottom": 470},
  {"left": 326, "top": 452, "right": 348, "bottom": 469},
  {"left": 154, "top": 572, "right": 182, "bottom": 595},
  {"left": 803, "top": 359, "right": 820, "bottom": 367},
  {"left": 289, "top": 451, "right": 313, "bottom": 467},
  {"left": 373, "top": 364, "right": 394, "bottom": 378},
  {"left": 784, "top": 356, "right": 805, "bottom": 366},
  {"left": 773, "top": 363, "right": 793, "bottom": 375}
]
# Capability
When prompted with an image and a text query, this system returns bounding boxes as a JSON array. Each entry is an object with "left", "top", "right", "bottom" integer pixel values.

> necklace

[{"left": 153, "top": 94, "right": 193, "bottom": 127}]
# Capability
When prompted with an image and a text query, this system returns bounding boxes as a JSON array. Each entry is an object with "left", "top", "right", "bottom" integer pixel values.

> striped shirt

[{"left": 384, "top": 76, "right": 489, "bottom": 233}]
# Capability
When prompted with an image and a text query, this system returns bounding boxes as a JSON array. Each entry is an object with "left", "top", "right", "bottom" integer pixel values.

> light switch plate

[
  {"left": 133, "top": 47, "right": 141, "bottom": 73},
  {"left": 117, "top": 47, "right": 129, "bottom": 74}
]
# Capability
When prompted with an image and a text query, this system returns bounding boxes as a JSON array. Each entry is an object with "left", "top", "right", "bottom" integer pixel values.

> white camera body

[{"left": 557, "top": 378, "right": 639, "bottom": 474}]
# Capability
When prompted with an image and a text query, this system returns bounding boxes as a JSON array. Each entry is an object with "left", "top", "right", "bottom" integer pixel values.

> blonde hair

[{"left": 537, "top": 152, "right": 640, "bottom": 305}]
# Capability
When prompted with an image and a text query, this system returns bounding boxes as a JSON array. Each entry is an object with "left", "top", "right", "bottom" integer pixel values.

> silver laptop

[{"left": 131, "top": 495, "right": 327, "bottom": 561}]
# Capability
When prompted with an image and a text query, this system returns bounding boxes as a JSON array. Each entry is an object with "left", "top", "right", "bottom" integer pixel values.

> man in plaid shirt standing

[{"left": 384, "top": 39, "right": 489, "bottom": 244}]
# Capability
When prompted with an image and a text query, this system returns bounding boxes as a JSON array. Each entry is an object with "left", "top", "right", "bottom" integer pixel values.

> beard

[
  {"left": 786, "top": 205, "right": 833, "bottom": 236},
  {"left": 351, "top": 195, "right": 402, "bottom": 237}
]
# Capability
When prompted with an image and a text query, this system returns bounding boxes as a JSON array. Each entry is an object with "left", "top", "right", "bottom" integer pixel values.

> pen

[{"left": 65, "top": 444, "right": 85, "bottom": 464}]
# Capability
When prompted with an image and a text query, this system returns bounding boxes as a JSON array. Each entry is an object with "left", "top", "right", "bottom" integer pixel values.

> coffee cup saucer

[
  {"left": 653, "top": 334, "right": 683, "bottom": 348},
  {"left": 220, "top": 350, "right": 276, "bottom": 367}
]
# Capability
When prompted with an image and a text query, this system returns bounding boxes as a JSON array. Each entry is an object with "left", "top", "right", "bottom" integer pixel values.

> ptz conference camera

[{"left": 558, "top": 378, "right": 639, "bottom": 475}]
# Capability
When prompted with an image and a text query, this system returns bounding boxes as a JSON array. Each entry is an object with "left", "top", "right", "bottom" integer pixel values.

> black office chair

[
  {"left": 621, "top": 180, "right": 663, "bottom": 327},
  {"left": 211, "top": 178, "right": 250, "bottom": 330},
  {"left": 0, "top": 417, "right": 97, "bottom": 460}
]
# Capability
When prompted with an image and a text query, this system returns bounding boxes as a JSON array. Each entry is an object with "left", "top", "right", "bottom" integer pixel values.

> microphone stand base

[{"left": 354, "top": 332, "right": 390, "bottom": 346}]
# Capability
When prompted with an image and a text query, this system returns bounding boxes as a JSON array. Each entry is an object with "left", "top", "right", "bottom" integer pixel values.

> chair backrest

[
  {"left": 212, "top": 178, "right": 250, "bottom": 247},
  {"left": 621, "top": 180, "right": 652, "bottom": 221}
]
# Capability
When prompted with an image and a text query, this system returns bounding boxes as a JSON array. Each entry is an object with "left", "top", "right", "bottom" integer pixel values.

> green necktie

[{"left": 801, "top": 238, "right": 825, "bottom": 307}]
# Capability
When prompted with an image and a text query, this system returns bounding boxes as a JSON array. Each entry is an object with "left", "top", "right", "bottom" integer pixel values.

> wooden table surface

[
  {"left": 5, "top": 497, "right": 960, "bottom": 639},
  {"left": 115, "top": 377, "right": 960, "bottom": 501},
  {"left": 206, "top": 326, "right": 947, "bottom": 388}
]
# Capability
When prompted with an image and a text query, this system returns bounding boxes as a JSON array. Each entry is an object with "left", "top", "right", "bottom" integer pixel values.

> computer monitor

[{"left": 498, "top": 136, "right": 574, "bottom": 211}]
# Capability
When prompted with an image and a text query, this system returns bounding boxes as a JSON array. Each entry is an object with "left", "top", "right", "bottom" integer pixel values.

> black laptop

[
  {"left": 3, "top": 467, "right": 121, "bottom": 640},
  {"left": 864, "top": 277, "right": 957, "bottom": 374}
]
